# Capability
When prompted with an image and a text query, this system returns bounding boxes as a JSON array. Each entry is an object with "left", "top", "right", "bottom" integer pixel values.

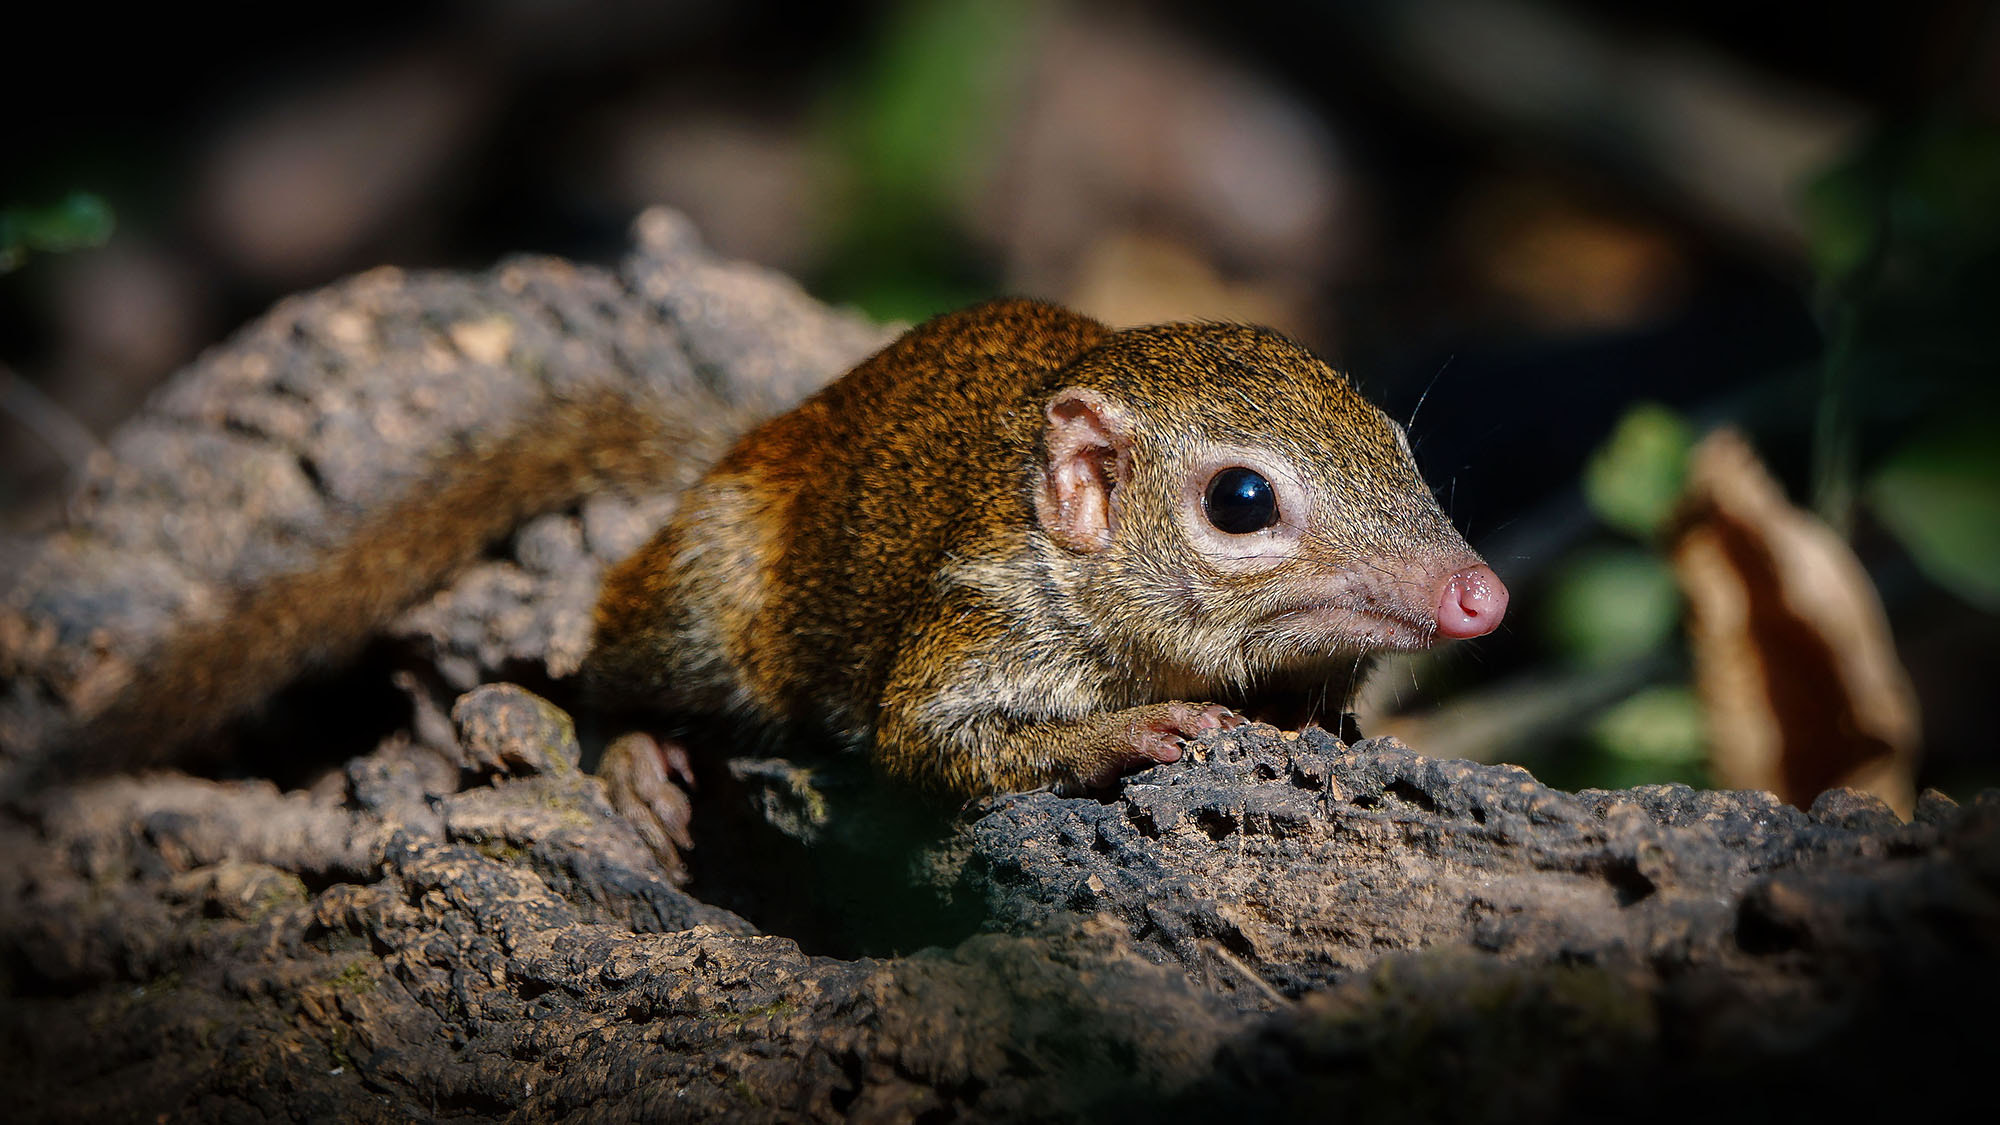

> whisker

[{"left": 1407, "top": 355, "right": 1453, "bottom": 436}]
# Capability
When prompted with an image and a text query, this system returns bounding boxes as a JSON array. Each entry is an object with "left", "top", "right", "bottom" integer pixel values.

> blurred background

[{"left": 3, "top": 0, "right": 1996, "bottom": 801}]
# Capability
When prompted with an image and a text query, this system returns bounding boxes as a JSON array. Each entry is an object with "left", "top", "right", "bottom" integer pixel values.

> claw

[{"left": 599, "top": 731, "right": 695, "bottom": 885}]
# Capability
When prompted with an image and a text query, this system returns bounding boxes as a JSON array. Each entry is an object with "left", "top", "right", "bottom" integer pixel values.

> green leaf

[
  {"left": 1590, "top": 685, "right": 1706, "bottom": 765},
  {"left": 837, "top": 0, "right": 1031, "bottom": 211},
  {"left": 1541, "top": 547, "right": 1681, "bottom": 666},
  {"left": 1895, "top": 118, "right": 2000, "bottom": 257},
  {"left": 811, "top": 0, "right": 1033, "bottom": 319},
  {"left": 0, "top": 192, "right": 115, "bottom": 272},
  {"left": 1800, "top": 154, "right": 1880, "bottom": 283},
  {"left": 14, "top": 192, "right": 115, "bottom": 250},
  {"left": 1581, "top": 403, "right": 1695, "bottom": 539},
  {"left": 1867, "top": 414, "right": 2000, "bottom": 611},
  {"left": 1801, "top": 116, "right": 2000, "bottom": 289}
]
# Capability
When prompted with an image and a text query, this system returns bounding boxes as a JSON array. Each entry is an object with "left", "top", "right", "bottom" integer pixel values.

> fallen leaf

[{"left": 1668, "top": 429, "right": 1920, "bottom": 816}]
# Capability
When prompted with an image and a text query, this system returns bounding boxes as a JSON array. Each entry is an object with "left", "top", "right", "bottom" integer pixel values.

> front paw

[
  {"left": 1127, "top": 702, "right": 1246, "bottom": 765},
  {"left": 599, "top": 731, "right": 695, "bottom": 885}
]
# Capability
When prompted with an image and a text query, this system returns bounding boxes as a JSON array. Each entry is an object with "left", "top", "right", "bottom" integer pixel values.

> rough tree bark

[{"left": 2, "top": 212, "right": 1994, "bottom": 1123}]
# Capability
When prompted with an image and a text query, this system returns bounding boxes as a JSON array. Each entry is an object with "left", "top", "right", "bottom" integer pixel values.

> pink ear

[{"left": 1036, "top": 388, "right": 1131, "bottom": 553}]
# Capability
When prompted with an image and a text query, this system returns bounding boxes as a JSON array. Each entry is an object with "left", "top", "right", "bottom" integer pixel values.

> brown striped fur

[
  {"left": 587, "top": 300, "right": 1486, "bottom": 796},
  {"left": 49, "top": 386, "right": 744, "bottom": 782},
  {"left": 49, "top": 299, "right": 1488, "bottom": 801}
]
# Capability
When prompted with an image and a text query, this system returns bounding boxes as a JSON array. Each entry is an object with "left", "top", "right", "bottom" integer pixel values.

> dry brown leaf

[{"left": 1669, "top": 429, "right": 1920, "bottom": 816}]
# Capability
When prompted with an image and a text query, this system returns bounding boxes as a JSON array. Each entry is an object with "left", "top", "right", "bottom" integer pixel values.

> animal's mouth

[
  {"left": 1246, "top": 555, "right": 1507, "bottom": 653},
  {"left": 1256, "top": 602, "right": 1438, "bottom": 652}
]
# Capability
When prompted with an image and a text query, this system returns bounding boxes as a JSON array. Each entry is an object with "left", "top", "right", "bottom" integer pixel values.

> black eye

[{"left": 1203, "top": 467, "right": 1279, "bottom": 534}]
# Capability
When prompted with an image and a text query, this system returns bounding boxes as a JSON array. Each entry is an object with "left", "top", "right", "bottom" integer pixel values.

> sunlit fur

[
  {"left": 1030, "top": 324, "right": 1478, "bottom": 705},
  {"left": 590, "top": 301, "right": 1487, "bottom": 797},
  {"left": 51, "top": 299, "right": 1484, "bottom": 803}
]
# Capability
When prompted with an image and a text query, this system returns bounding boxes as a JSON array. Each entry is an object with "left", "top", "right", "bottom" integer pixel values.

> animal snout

[{"left": 1433, "top": 563, "right": 1508, "bottom": 639}]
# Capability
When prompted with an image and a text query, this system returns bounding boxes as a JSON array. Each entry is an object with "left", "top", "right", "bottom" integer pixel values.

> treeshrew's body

[
  {"left": 41, "top": 299, "right": 1507, "bottom": 821},
  {"left": 589, "top": 300, "right": 1506, "bottom": 795}
]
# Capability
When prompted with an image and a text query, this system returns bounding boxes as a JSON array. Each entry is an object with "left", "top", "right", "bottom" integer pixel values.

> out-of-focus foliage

[
  {"left": 0, "top": 193, "right": 114, "bottom": 273},
  {"left": 1868, "top": 417, "right": 2000, "bottom": 612},
  {"left": 1581, "top": 402, "right": 1694, "bottom": 539},
  {"left": 814, "top": 0, "right": 1033, "bottom": 322},
  {"left": 1544, "top": 401, "right": 1692, "bottom": 675},
  {"left": 1805, "top": 117, "right": 2000, "bottom": 610},
  {"left": 1540, "top": 544, "right": 1680, "bottom": 667},
  {"left": 1588, "top": 685, "right": 1707, "bottom": 789},
  {"left": 1528, "top": 113, "right": 1999, "bottom": 795},
  {"left": 1803, "top": 117, "right": 2000, "bottom": 283}
]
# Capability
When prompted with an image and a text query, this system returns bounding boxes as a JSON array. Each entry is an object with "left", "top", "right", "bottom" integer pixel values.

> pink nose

[{"left": 1435, "top": 563, "right": 1508, "bottom": 639}]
